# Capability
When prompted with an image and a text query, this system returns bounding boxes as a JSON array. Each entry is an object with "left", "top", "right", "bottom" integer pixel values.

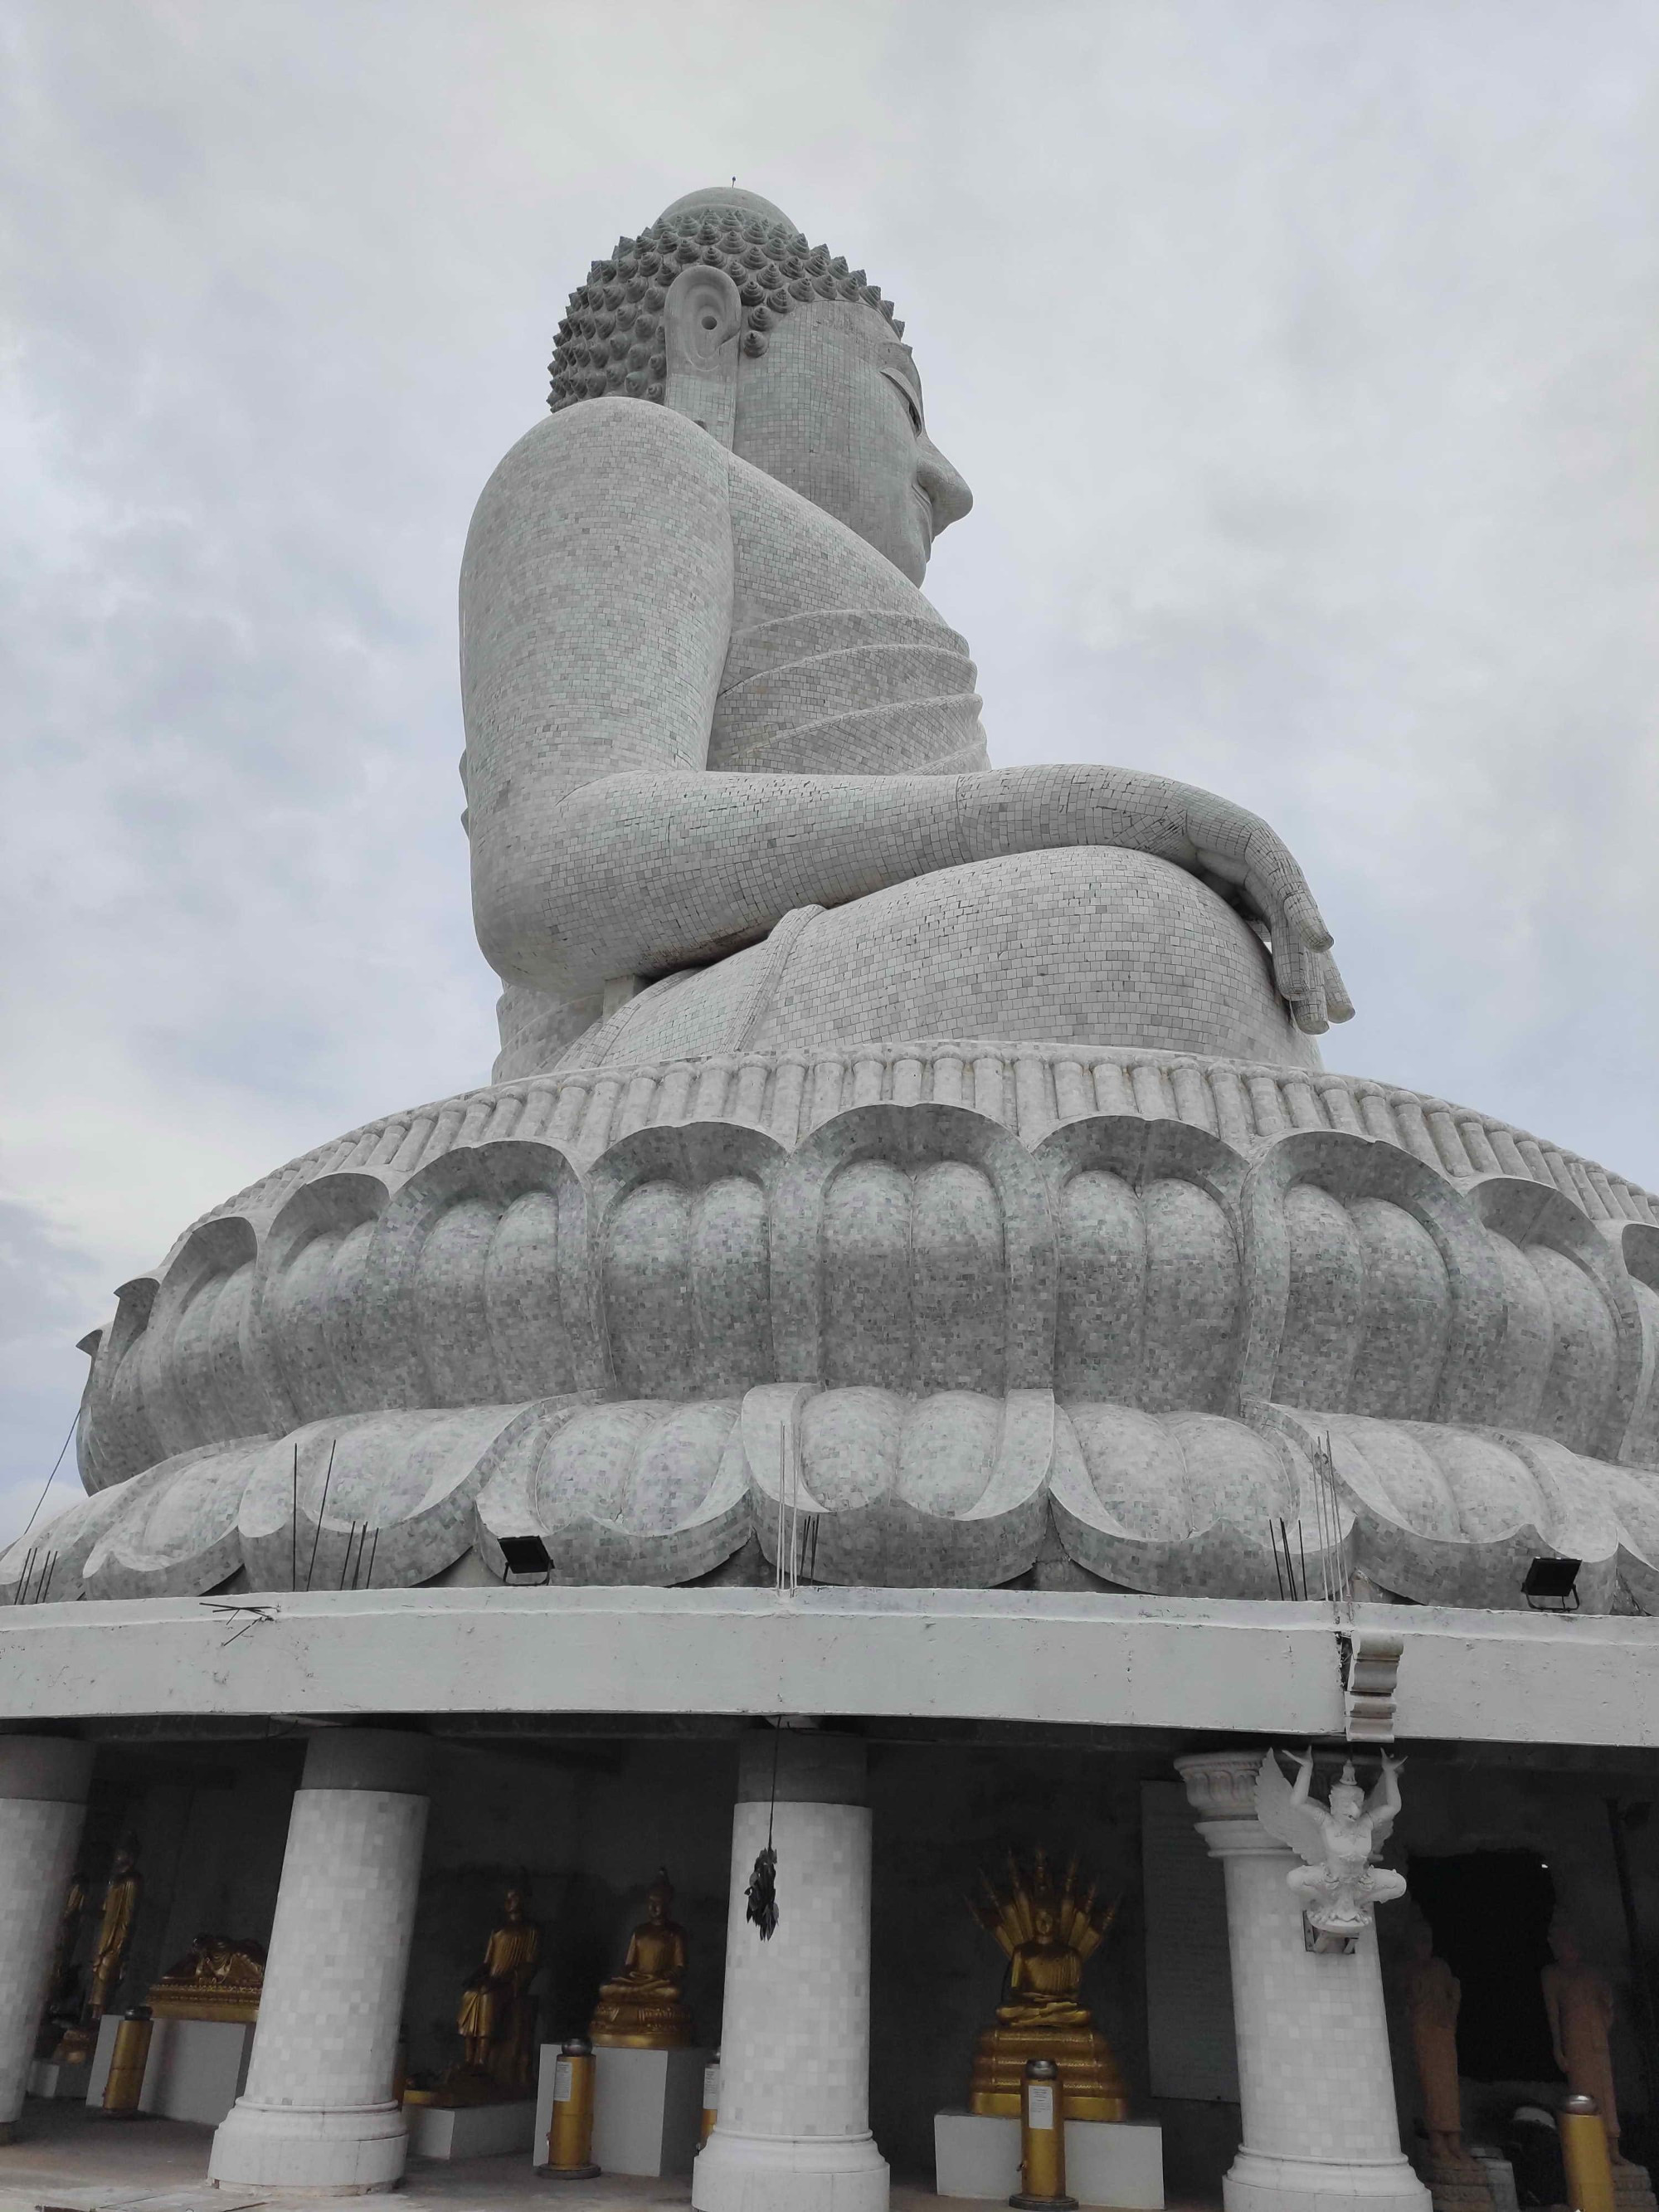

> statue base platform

[
  {"left": 968, "top": 2024, "right": 1129, "bottom": 2122},
  {"left": 27, "top": 2057, "right": 90, "bottom": 2101},
  {"left": 405, "top": 2070, "right": 534, "bottom": 2109},
  {"left": 403, "top": 2094, "right": 537, "bottom": 2161},
  {"left": 537, "top": 2041, "right": 709, "bottom": 2176},
  {"left": 87, "top": 2013, "right": 252, "bottom": 2126},
  {"left": 933, "top": 2110, "right": 1164, "bottom": 2208},
  {"left": 590, "top": 1999, "right": 694, "bottom": 2049},
  {"left": 51, "top": 2025, "right": 97, "bottom": 2067},
  {"left": 1422, "top": 2151, "right": 1500, "bottom": 2210}
]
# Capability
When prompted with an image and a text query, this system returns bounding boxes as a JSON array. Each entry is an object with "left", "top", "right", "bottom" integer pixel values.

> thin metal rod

[
  {"left": 304, "top": 1440, "right": 337, "bottom": 1592},
  {"left": 786, "top": 1418, "right": 801, "bottom": 1594}
]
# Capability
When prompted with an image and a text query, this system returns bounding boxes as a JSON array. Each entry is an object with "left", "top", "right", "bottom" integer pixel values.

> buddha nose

[{"left": 917, "top": 436, "right": 973, "bottom": 534}]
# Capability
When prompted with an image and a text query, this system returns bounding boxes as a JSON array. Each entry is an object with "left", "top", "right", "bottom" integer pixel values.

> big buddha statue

[
  {"left": 41, "top": 184, "right": 1659, "bottom": 1615},
  {"left": 469, "top": 185, "right": 1348, "bottom": 1084}
]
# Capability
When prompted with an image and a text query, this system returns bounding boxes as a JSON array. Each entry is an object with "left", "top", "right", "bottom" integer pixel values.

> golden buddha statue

[
  {"left": 967, "top": 1848, "right": 1128, "bottom": 2122},
  {"left": 411, "top": 1887, "right": 542, "bottom": 2106},
  {"left": 589, "top": 1869, "right": 693, "bottom": 2049},
  {"left": 150, "top": 1932, "right": 266, "bottom": 2024},
  {"left": 56, "top": 1839, "right": 141, "bottom": 2065},
  {"left": 37, "top": 1866, "right": 87, "bottom": 2055}
]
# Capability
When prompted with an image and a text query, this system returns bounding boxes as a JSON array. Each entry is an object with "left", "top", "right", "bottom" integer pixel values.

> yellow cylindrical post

[
  {"left": 100, "top": 2010, "right": 153, "bottom": 2118},
  {"left": 540, "top": 2036, "right": 600, "bottom": 2180},
  {"left": 699, "top": 2051, "right": 720, "bottom": 2146},
  {"left": 1559, "top": 2093, "right": 1616, "bottom": 2212},
  {"left": 1010, "top": 2057, "right": 1077, "bottom": 2210}
]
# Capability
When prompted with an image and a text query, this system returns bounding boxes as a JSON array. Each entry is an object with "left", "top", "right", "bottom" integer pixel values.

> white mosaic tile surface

[
  {"left": 0, "top": 1797, "right": 85, "bottom": 2126},
  {"left": 712, "top": 1798, "right": 873, "bottom": 2141},
  {"left": 238, "top": 1786, "right": 427, "bottom": 2111},
  {"left": 213, "top": 1771, "right": 427, "bottom": 2189}
]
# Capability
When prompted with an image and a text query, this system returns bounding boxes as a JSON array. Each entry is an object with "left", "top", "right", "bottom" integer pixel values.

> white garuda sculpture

[{"left": 1256, "top": 1748, "right": 1407, "bottom": 1945}]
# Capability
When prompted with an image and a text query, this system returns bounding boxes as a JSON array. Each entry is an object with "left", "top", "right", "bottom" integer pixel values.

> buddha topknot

[{"left": 547, "top": 211, "right": 902, "bottom": 412}]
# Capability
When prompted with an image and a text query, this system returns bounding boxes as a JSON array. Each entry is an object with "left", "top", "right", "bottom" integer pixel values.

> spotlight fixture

[
  {"left": 1522, "top": 1556, "right": 1581, "bottom": 1612},
  {"left": 497, "top": 1534, "right": 554, "bottom": 1585}
]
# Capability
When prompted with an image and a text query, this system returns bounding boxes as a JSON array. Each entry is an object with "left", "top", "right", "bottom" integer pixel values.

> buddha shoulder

[
  {"left": 465, "top": 400, "right": 940, "bottom": 626},
  {"left": 465, "top": 397, "right": 733, "bottom": 559}
]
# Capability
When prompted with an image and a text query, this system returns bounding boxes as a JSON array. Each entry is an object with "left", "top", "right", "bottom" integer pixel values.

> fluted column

[
  {"left": 211, "top": 1729, "right": 430, "bottom": 2194},
  {"left": 1177, "top": 1750, "right": 1429, "bottom": 2212},
  {"left": 693, "top": 1732, "right": 888, "bottom": 2212},
  {"left": 0, "top": 1737, "right": 93, "bottom": 2139}
]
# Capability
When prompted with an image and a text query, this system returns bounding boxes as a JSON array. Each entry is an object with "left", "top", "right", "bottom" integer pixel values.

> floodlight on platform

[
  {"left": 1522, "top": 1556, "right": 1581, "bottom": 1611},
  {"left": 498, "top": 1534, "right": 553, "bottom": 1584}
]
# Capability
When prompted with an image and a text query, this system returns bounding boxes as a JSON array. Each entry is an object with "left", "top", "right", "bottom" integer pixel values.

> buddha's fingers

[
  {"left": 1237, "top": 834, "right": 1333, "bottom": 953},
  {"left": 1273, "top": 934, "right": 1330, "bottom": 1033},
  {"left": 1321, "top": 952, "right": 1355, "bottom": 1026}
]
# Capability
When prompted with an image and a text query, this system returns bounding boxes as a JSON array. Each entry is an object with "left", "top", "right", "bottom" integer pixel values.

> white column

[
  {"left": 1177, "top": 1750, "right": 1429, "bottom": 2212},
  {"left": 693, "top": 1732, "right": 888, "bottom": 2212},
  {"left": 0, "top": 1737, "right": 93, "bottom": 2139},
  {"left": 211, "top": 1729, "right": 430, "bottom": 2194}
]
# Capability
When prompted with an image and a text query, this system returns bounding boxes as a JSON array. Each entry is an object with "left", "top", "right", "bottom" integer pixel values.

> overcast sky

[{"left": 3, "top": 0, "right": 1657, "bottom": 1544}]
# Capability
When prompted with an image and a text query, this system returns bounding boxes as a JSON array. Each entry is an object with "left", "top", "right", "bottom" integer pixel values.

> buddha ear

[{"left": 663, "top": 264, "right": 743, "bottom": 447}]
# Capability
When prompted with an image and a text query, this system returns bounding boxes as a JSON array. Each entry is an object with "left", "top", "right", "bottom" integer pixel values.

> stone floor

[{"left": 0, "top": 2100, "right": 1219, "bottom": 2210}]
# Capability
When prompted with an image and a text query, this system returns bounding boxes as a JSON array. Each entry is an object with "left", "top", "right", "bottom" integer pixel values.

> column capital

[
  {"left": 1176, "top": 1750, "right": 1296, "bottom": 1860},
  {"left": 1175, "top": 1747, "right": 1266, "bottom": 1820}
]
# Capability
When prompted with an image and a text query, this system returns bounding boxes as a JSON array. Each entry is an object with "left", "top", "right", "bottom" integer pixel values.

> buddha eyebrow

[{"left": 878, "top": 342, "right": 923, "bottom": 405}]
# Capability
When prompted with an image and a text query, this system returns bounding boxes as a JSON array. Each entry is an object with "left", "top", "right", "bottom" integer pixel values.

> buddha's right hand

[{"left": 956, "top": 765, "right": 1353, "bottom": 1035}]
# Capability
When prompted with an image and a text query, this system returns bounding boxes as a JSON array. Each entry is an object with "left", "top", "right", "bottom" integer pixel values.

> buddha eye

[{"left": 883, "top": 373, "right": 923, "bottom": 434}]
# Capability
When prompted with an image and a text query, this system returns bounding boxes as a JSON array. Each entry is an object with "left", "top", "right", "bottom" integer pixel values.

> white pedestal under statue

[
  {"left": 87, "top": 2014, "right": 253, "bottom": 2124},
  {"left": 934, "top": 2110, "right": 1165, "bottom": 2207},
  {"left": 404, "top": 2096, "right": 538, "bottom": 2161},
  {"left": 534, "top": 2041, "right": 709, "bottom": 2176},
  {"left": 27, "top": 2056, "right": 90, "bottom": 2102}
]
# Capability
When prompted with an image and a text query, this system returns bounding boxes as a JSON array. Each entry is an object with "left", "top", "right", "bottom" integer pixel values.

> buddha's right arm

[
  {"left": 463, "top": 405, "right": 1348, "bottom": 1035},
  {"left": 502, "top": 763, "right": 1350, "bottom": 1035}
]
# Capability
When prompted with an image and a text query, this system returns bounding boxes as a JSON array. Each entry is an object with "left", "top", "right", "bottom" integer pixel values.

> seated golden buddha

[
  {"left": 408, "top": 1887, "right": 541, "bottom": 2106},
  {"left": 589, "top": 1870, "right": 693, "bottom": 2049},
  {"left": 968, "top": 1849, "right": 1127, "bottom": 2122}
]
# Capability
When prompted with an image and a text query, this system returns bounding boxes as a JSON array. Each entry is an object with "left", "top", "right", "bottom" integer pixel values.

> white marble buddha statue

[{"left": 461, "top": 186, "right": 1350, "bottom": 1082}]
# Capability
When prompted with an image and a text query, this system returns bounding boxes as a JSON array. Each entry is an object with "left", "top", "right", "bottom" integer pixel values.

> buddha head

[
  {"left": 547, "top": 186, "right": 971, "bottom": 584},
  {"left": 503, "top": 1887, "right": 525, "bottom": 1922},
  {"left": 644, "top": 1869, "right": 674, "bottom": 1925},
  {"left": 1030, "top": 1900, "right": 1060, "bottom": 1946},
  {"left": 1329, "top": 1763, "right": 1366, "bottom": 1821}
]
